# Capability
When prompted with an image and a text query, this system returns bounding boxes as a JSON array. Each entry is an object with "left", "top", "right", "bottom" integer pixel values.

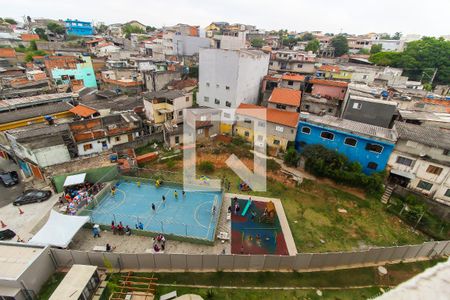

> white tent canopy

[
  {"left": 63, "top": 173, "right": 86, "bottom": 187},
  {"left": 28, "top": 210, "right": 89, "bottom": 248}
]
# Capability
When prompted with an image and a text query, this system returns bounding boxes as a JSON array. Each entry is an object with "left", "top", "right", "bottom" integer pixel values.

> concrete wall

[
  {"left": 34, "top": 144, "right": 71, "bottom": 167},
  {"left": 173, "top": 35, "right": 210, "bottom": 56},
  {"left": 144, "top": 71, "right": 181, "bottom": 92},
  {"left": 198, "top": 49, "right": 269, "bottom": 110},
  {"left": 343, "top": 98, "right": 396, "bottom": 128},
  {"left": 51, "top": 240, "right": 450, "bottom": 271}
]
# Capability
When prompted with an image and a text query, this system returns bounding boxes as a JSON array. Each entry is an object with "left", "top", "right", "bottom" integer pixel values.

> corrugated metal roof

[
  {"left": 0, "top": 93, "right": 73, "bottom": 111},
  {"left": 395, "top": 121, "right": 450, "bottom": 150},
  {"left": 304, "top": 114, "right": 397, "bottom": 142}
]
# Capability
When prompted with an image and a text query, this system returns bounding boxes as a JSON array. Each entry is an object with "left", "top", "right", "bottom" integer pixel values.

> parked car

[
  {"left": 0, "top": 171, "right": 19, "bottom": 187},
  {"left": 13, "top": 189, "right": 52, "bottom": 206},
  {"left": 0, "top": 229, "right": 16, "bottom": 241}
]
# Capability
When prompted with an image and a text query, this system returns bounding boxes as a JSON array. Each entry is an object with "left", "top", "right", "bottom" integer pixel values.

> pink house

[{"left": 310, "top": 79, "right": 348, "bottom": 101}]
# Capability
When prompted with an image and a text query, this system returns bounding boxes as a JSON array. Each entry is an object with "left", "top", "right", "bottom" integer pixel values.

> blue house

[
  {"left": 295, "top": 114, "right": 397, "bottom": 174},
  {"left": 65, "top": 19, "right": 94, "bottom": 36}
]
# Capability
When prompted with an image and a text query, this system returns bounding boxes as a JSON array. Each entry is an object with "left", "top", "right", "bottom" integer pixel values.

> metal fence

[{"left": 51, "top": 240, "right": 450, "bottom": 271}]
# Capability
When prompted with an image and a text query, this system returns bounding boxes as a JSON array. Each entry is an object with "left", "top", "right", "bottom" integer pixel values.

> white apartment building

[
  {"left": 197, "top": 48, "right": 269, "bottom": 116},
  {"left": 388, "top": 122, "right": 450, "bottom": 206}
]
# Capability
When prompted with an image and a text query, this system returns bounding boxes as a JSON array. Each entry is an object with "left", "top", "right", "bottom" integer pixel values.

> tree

[
  {"left": 370, "top": 44, "right": 382, "bottom": 54},
  {"left": 392, "top": 32, "right": 402, "bottom": 40},
  {"left": 122, "top": 24, "right": 146, "bottom": 38},
  {"left": 4, "top": 18, "right": 17, "bottom": 25},
  {"left": 146, "top": 26, "right": 157, "bottom": 32},
  {"left": 301, "top": 33, "right": 314, "bottom": 41},
  {"left": 305, "top": 39, "right": 320, "bottom": 53},
  {"left": 282, "top": 37, "right": 298, "bottom": 49},
  {"left": 95, "top": 24, "right": 108, "bottom": 34},
  {"left": 370, "top": 37, "right": 450, "bottom": 85},
  {"left": 35, "top": 28, "right": 47, "bottom": 40},
  {"left": 29, "top": 40, "right": 37, "bottom": 51},
  {"left": 284, "top": 148, "right": 300, "bottom": 167},
  {"left": 47, "top": 22, "right": 65, "bottom": 35},
  {"left": 331, "top": 35, "right": 349, "bottom": 56},
  {"left": 250, "top": 38, "right": 264, "bottom": 48},
  {"left": 358, "top": 48, "right": 370, "bottom": 55}
]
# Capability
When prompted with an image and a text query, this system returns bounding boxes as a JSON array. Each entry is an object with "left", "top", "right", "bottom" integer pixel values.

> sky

[{"left": 1, "top": 0, "right": 449, "bottom": 37}]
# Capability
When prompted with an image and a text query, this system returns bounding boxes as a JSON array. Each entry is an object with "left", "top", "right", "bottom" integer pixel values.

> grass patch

[
  {"left": 155, "top": 286, "right": 382, "bottom": 300},
  {"left": 37, "top": 273, "right": 66, "bottom": 300}
]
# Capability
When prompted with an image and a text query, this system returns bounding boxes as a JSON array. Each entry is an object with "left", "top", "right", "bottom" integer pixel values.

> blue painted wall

[
  {"left": 65, "top": 19, "right": 93, "bottom": 36},
  {"left": 295, "top": 121, "right": 394, "bottom": 174},
  {"left": 51, "top": 55, "right": 97, "bottom": 88}
]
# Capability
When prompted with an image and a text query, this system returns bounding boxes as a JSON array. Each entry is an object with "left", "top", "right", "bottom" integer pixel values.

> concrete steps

[{"left": 381, "top": 184, "right": 395, "bottom": 204}]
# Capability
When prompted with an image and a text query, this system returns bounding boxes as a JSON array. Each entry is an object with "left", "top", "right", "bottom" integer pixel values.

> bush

[
  {"left": 284, "top": 147, "right": 300, "bottom": 167},
  {"left": 267, "top": 159, "right": 281, "bottom": 171},
  {"left": 199, "top": 161, "right": 215, "bottom": 174},
  {"left": 301, "top": 144, "right": 385, "bottom": 197}
]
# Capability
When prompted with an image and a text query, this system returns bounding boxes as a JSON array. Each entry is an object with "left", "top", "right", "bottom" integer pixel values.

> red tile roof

[
  {"left": 269, "top": 87, "right": 301, "bottom": 107},
  {"left": 69, "top": 104, "right": 98, "bottom": 118},
  {"left": 309, "top": 78, "right": 348, "bottom": 88},
  {"left": 0, "top": 48, "right": 16, "bottom": 58},
  {"left": 20, "top": 34, "right": 39, "bottom": 41},
  {"left": 319, "top": 65, "right": 340, "bottom": 72},
  {"left": 237, "top": 103, "right": 299, "bottom": 128},
  {"left": 281, "top": 74, "right": 305, "bottom": 82}
]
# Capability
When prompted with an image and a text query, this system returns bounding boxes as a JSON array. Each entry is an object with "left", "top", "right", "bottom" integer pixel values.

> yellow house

[
  {"left": 235, "top": 103, "right": 299, "bottom": 152},
  {"left": 318, "top": 65, "right": 352, "bottom": 81}
]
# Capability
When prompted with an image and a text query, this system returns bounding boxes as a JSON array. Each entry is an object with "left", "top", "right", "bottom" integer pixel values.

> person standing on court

[{"left": 151, "top": 203, "right": 156, "bottom": 212}]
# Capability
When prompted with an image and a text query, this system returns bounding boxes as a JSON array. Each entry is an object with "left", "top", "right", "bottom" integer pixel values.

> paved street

[{"left": 0, "top": 158, "right": 25, "bottom": 208}]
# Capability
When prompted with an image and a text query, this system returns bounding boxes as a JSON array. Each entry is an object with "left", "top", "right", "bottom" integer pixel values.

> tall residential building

[{"left": 197, "top": 48, "right": 269, "bottom": 118}]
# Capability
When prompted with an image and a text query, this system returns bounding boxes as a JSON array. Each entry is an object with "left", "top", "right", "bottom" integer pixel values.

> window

[
  {"left": 276, "top": 104, "right": 287, "bottom": 110},
  {"left": 362, "top": 75, "right": 368, "bottom": 79},
  {"left": 426, "top": 165, "right": 443, "bottom": 176},
  {"left": 206, "top": 82, "right": 210, "bottom": 87},
  {"left": 275, "top": 126, "right": 284, "bottom": 133},
  {"left": 273, "top": 139, "right": 280, "bottom": 145},
  {"left": 200, "top": 115, "right": 207, "bottom": 121},
  {"left": 185, "top": 97, "right": 189, "bottom": 102},
  {"left": 204, "top": 96, "right": 209, "bottom": 102},
  {"left": 83, "top": 143, "right": 93, "bottom": 151},
  {"left": 225, "top": 101, "right": 231, "bottom": 107},
  {"left": 365, "top": 143, "right": 383, "bottom": 153},
  {"left": 216, "top": 84, "right": 220, "bottom": 88},
  {"left": 288, "top": 80, "right": 294, "bottom": 86},
  {"left": 417, "top": 180, "right": 433, "bottom": 191},
  {"left": 226, "top": 86, "right": 230, "bottom": 90},
  {"left": 396, "top": 156, "right": 413, "bottom": 167},
  {"left": 445, "top": 189, "right": 450, "bottom": 198},
  {"left": 367, "top": 162, "right": 378, "bottom": 170},
  {"left": 352, "top": 102, "right": 362, "bottom": 109},
  {"left": 244, "top": 118, "right": 252, "bottom": 124},
  {"left": 178, "top": 110, "right": 183, "bottom": 116},
  {"left": 115, "top": 136, "right": 121, "bottom": 142},
  {"left": 244, "top": 131, "right": 250, "bottom": 137},
  {"left": 344, "top": 137, "right": 357, "bottom": 146},
  {"left": 443, "top": 149, "right": 450, "bottom": 156},
  {"left": 215, "top": 98, "right": 220, "bottom": 105},
  {"left": 175, "top": 136, "right": 180, "bottom": 144},
  {"left": 297, "top": 64, "right": 303, "bottom": 68},
  {"left": 301, "top": 127, "right": 311, "bottom": 134},
  {"left": 320, "top": 131, "right": 334, "bottom": 140},
  {"left": 328, "top": 108, "right": 333, "bottom": 113},
  {"left": 197, "top": 129, "right": 204, "bottom": 135},
  {"left": 269, "top": 62, "right": 273, "bottom": 66},
  {"left": 305, "top": 104, "right": 310, "bottom": 110}
]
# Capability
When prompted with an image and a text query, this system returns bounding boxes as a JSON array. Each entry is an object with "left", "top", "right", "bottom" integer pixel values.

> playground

[
  {"left": 84, "top": 179, "right": 223, "bottom": 242},
  {"left": 230, "top": 195, "right": 291, "bottom": 255}
]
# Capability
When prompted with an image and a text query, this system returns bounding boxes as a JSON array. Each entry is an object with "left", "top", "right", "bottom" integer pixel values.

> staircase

[{"left": 381, "top": 184, "right": 395, "bottom": 204}]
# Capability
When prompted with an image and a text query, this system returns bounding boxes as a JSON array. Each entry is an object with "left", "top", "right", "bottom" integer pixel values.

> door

[
  {"left": 30, "top": 163, "right": 44, "bottom": 180},
  {"left": 205, "top": 128, "right": 209, "bottom": 138},
  {"left": 128, "top": 133, "right": 134, "bottom": 142}
]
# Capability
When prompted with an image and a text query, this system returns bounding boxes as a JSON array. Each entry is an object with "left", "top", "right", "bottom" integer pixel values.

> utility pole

[{"left": 430, "top": 68, "right": 438, "bottom": 85}]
